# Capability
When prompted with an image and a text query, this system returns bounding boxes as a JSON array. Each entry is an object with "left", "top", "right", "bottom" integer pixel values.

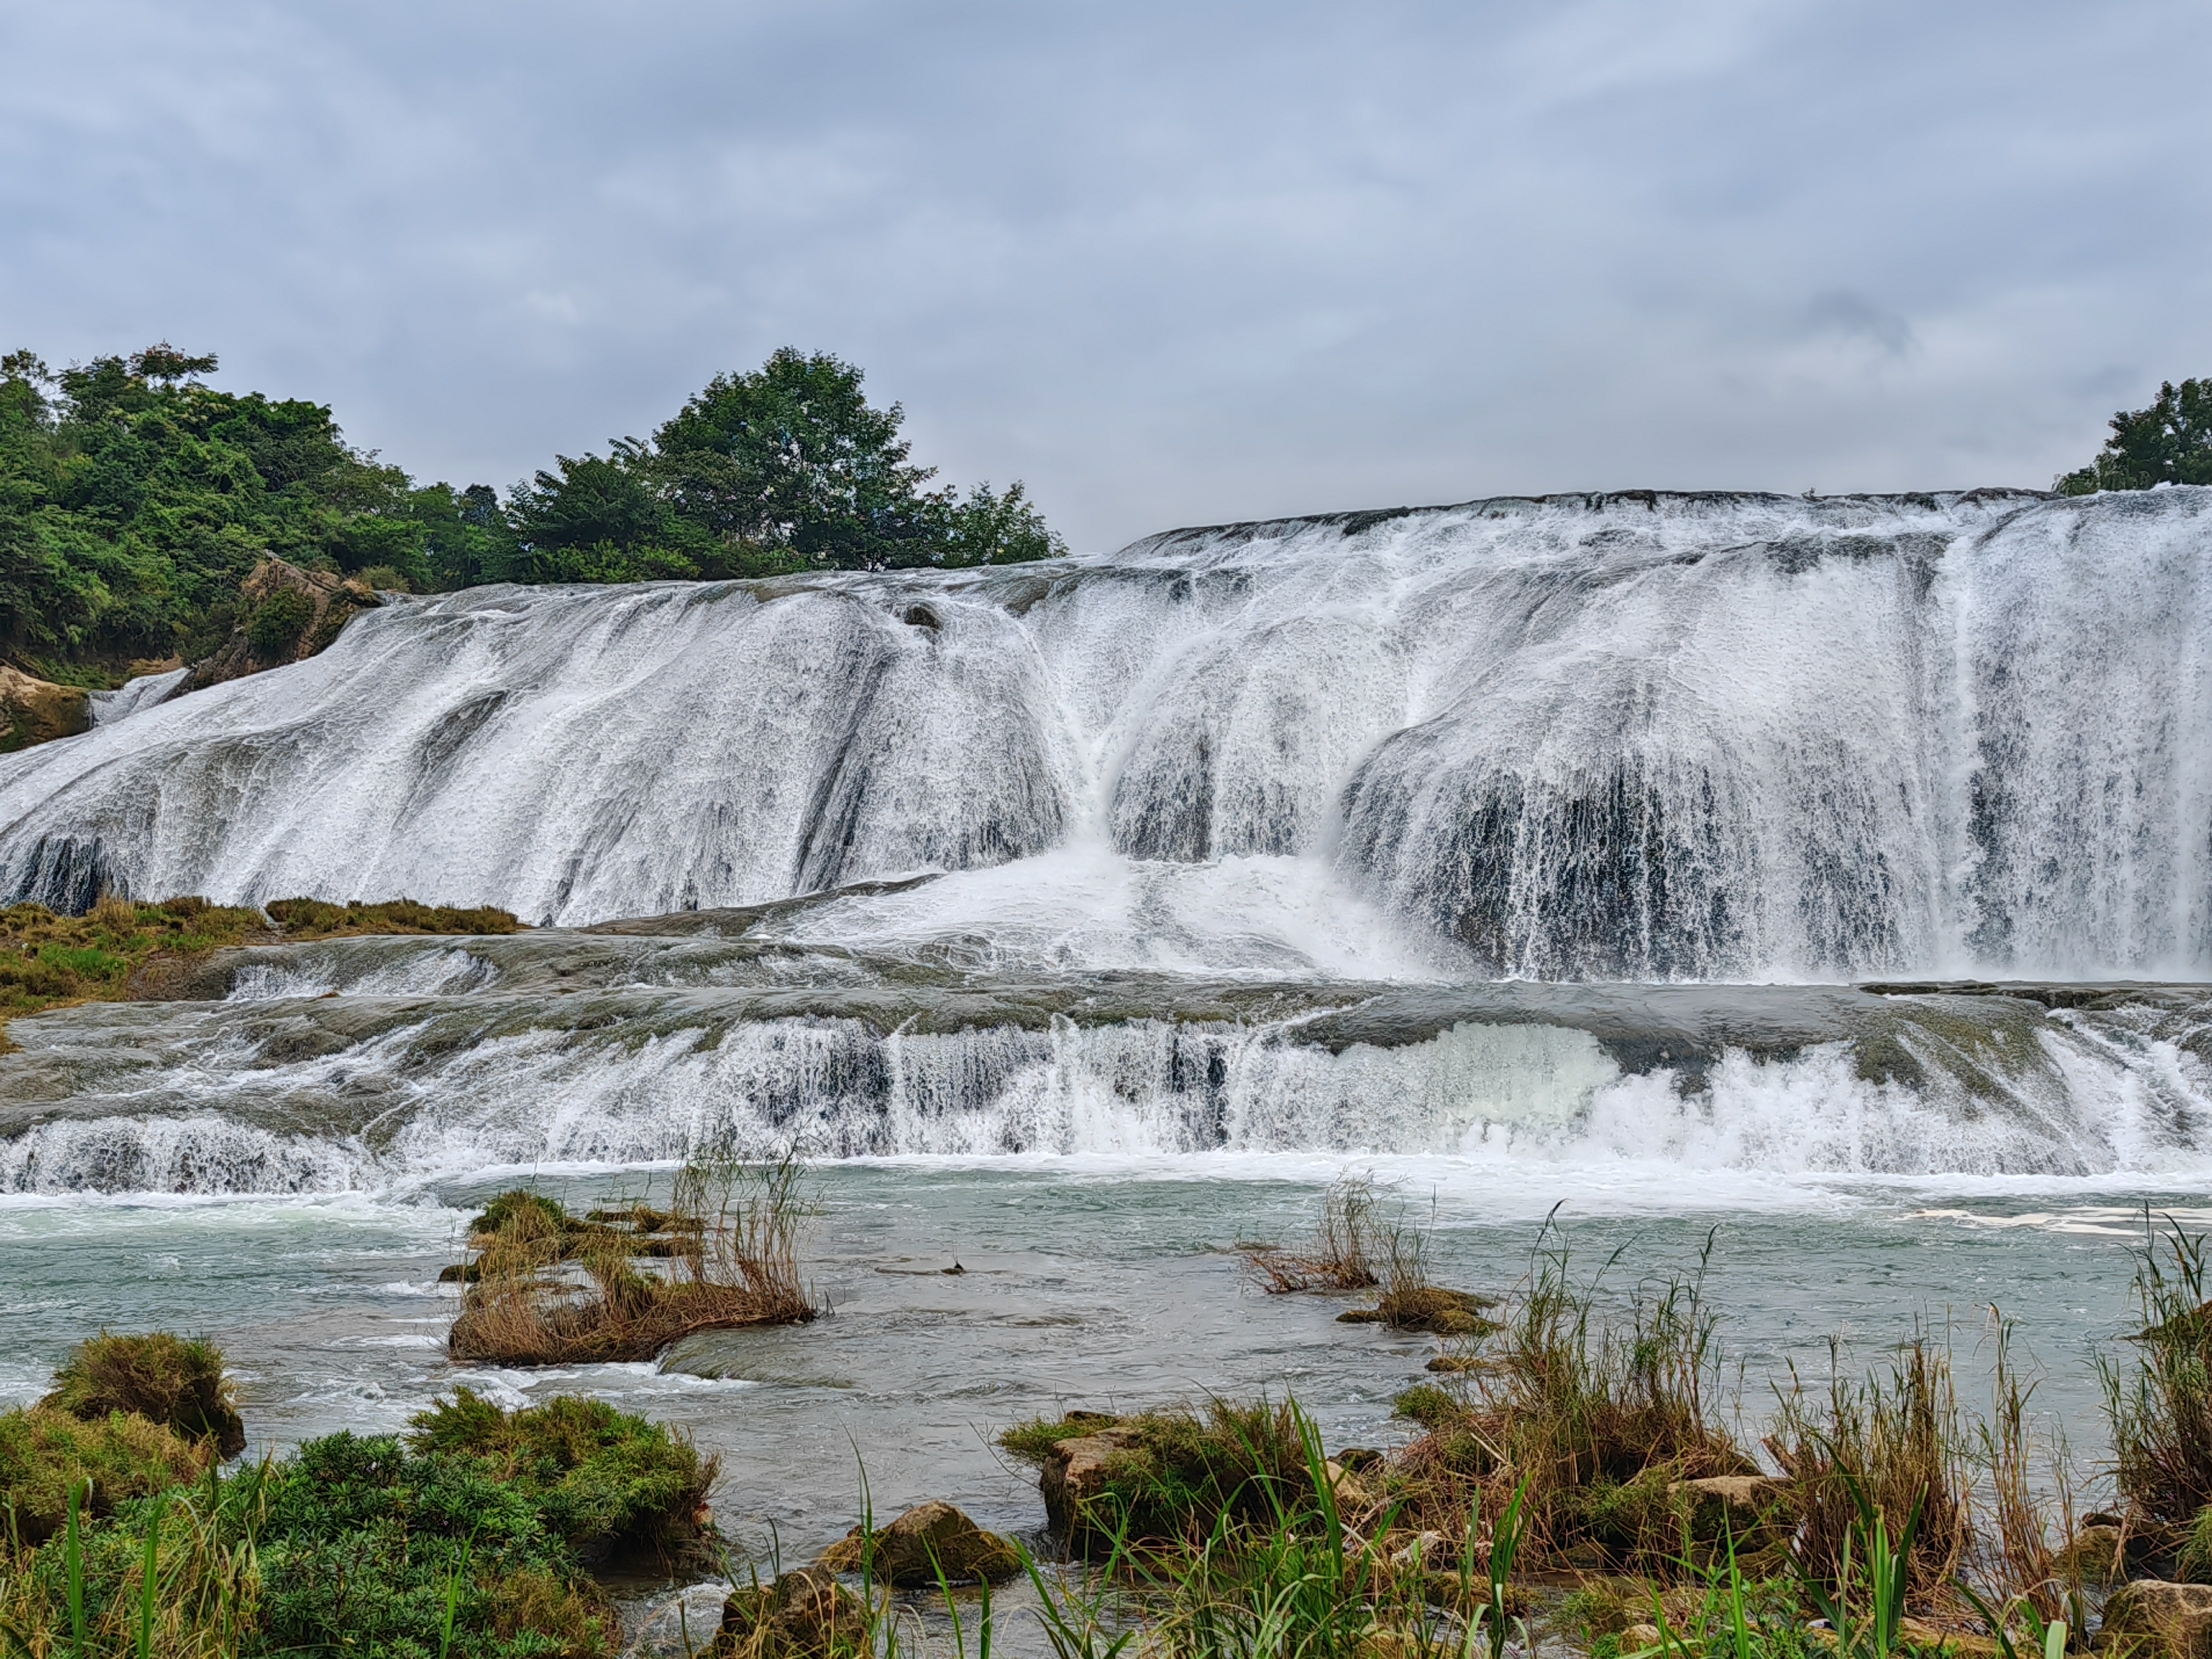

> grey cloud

[
  {"left": 0, "top": 0, "right": 2207, "bottom": 548},
  {"left": 1803, "top": 291, "right": 1916, "bottom": 358}
]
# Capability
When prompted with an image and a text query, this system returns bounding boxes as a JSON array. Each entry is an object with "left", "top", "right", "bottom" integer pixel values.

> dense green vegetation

[
  {"left": 2059, "top": 375, "right": 2212, "bottom": 493},
  {"left": 0, "top": 343, "right": 1062, "bottom": 681},
  {"left": 1, "top": 1364, "right": 715, "bottom": 1659}
]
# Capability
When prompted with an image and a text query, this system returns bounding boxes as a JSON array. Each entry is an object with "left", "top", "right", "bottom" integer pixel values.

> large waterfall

[
  {"left": 3, "top": 487, "right": 2207, "bottom": 981},
  {"left": 2, "top": 487, "right": 2209, "bottom": 1193}
]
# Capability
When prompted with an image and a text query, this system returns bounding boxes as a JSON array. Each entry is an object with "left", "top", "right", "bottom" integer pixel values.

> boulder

[
  {"left": 2058, "top": 1523, "right": 2130, "bottom": 1585},
  {"left": 1667, "top": 1473, "right": 1788, "bottom": 1541},
  {"left": 0, "top": 664, "right": 91, "bottom": 754},
  {"left": 815, "top": 1500, "right": 1021, "bottom": 1587},
  {"left": 1037, "top": 1425, "right": 1147, "bottom": 1545},
  {"left": 2100, "top": 1581, "right": 2212, "bottom": 1659},
  {"left": 184, "top": 557, "right": 379, "bottom": 691},
  {"left": 708, "top": 1566, "right": 866, "bottom": 1659}
]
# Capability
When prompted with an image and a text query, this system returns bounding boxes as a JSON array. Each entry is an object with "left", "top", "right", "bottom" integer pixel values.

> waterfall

[
  {"left": 4, "top": 488, "right": 2210, "bottom": 1195},
  {"left": 2, "top": 487, "right": 2203, "bottom": 981}
]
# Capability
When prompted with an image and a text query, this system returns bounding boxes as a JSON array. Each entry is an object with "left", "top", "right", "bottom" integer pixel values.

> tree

[
  {"left": 2058, "top": 377, "right": 2212, "bottom": 494},
  {"left": 512, "top": 348, "right": 1065, "bottom": 575},
  {"left": 0, "top": 341, "right": 1064, "bottom": 679},
  {"left": 0, "top": 343, "right": 434, "bottom": 669}
]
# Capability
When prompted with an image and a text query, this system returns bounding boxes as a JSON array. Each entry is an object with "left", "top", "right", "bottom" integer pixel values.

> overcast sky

[{"left": 3, "top": 1, "right": 2207, "bottom": 551}]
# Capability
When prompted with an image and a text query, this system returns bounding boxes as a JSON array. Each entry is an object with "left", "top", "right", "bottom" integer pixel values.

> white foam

[{"left": 0, "top": 491, "right": 2202, "bottom": 981}]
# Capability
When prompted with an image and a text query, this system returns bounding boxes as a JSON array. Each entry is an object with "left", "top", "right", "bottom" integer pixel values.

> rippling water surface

[{"left": 4, "top": 1163, "right": 2194, "bottom": 1556}]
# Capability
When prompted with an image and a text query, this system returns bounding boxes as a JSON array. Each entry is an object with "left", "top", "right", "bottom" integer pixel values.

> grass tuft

[{"left": 39, "top": 1333, "right": 245, "bottom": 1458}]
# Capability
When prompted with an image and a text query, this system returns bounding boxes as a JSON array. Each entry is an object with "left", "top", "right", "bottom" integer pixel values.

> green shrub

[
  {"left": 407, "top": 1389, "right": 715, "bottom": 1564},
  {"left": 245, "top": 588, "right": 314, "bottom": 654},
  {"left": 0, "top": 1406, "right": 206, "bottom": 1542},
  {"left": 250, "top": 1431, "right": 611, "bottom": 1658},
  {"left": 40, "top": 1332, "right": 245, "bottom": 1457}
]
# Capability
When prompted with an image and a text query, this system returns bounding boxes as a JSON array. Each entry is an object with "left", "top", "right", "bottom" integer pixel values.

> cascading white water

[
  {"left": 1, "top": 488, "right": 2204, "bottom": 980},
  {"left": 3, "top": 488, "right": 2209, "bottom": 1195}
]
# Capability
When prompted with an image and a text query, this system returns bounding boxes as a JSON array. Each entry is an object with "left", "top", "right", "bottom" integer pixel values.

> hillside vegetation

[{"left": 0, "top": 343, "right": 1062, "bottom": 684}]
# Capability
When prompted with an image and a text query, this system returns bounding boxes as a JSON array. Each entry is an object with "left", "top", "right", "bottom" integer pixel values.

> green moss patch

[
  {"left": 0, "top": 1407, "right": 208, "bottom": 1543},
  {"left": 0, "top": 892, "right": 524, "bottom": 1049}
]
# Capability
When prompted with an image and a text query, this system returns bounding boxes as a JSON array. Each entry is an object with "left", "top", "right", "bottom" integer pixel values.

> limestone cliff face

[
  {"left": 182, "top": 558, "right": 381, "bottom": 693},
  {"left": 0, "top": 665, "right": 91, "bottom": 753}
]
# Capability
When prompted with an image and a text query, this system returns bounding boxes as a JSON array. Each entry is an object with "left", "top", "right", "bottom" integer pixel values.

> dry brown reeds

[
  {"left": 448, "top": 1146, "right": 815, "bottom": 1365},
  {"left": 2101, "top": 1210, "right": 2212, "bottom": 1536},
  {"left": 1240, "top": 1177, "right": 1384, "bottom": 1293},
  {"left": 38, "top": 1333, "right": 245, "bottom": 1458}
]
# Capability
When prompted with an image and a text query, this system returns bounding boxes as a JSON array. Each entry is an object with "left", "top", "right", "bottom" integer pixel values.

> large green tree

[
  {"left": 0, "top": 345, "right": 507, "bottom": 671},
  {"left": 2058, "top": 376, "right": 2212, "bottom": 494},
  {"left": 509, "top": 348, "right": 1064, "bottom": 578}
]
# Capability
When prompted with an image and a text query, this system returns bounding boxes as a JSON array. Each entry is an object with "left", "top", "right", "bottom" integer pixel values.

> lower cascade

[{"left": 1, "top": 927, "right": 2206, "bottom": 1193}]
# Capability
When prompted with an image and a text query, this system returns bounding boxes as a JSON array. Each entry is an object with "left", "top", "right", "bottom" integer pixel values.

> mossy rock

[
  {"left": 708, "top": 1566, "right": 867, "bottom": 1659},
  {"left": 0, "top": 1406, "right": 208, "bottom": 1541},
  {"left": 1339, "top": 1286, "right": 1498, "bottom": 1336},
  {"left": 39, "top": 1331, "right": 245, "bottom": 1457},
  {"left": 816, "top": 1500, "right": 1021, "bottom": 1587}
]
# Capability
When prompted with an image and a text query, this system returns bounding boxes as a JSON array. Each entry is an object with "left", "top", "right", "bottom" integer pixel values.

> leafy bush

[
  {"left": 250, "top": 1431, "right": 611, "bottom": 1659},
  {"left": 407, "top": 1389, "right": 715, "bottom": 1565},
  {"left": 0, "top": 1391, "right": 708, "bottom": 1658},
  {"left": 244, "top": 586, "right": 313, "bottom": 654}
]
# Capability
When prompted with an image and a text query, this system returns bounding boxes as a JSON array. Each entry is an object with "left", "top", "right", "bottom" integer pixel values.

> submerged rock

[{"left": 815, "top": 1500, "right": 1022, "bottom": 1586}]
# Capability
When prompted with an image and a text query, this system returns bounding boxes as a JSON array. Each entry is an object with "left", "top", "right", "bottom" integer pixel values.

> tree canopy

[
  {"left": 0, "top": 345, "right": 1064, "bottom": 679},
  {"left": 2058, "top": 376, "right": 2212, "bottom": 494},
  {"left": 506, "top": 348, "right": 1062, "bottom": 581}
]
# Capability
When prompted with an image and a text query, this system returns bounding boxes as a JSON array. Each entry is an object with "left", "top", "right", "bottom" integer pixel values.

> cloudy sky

[{"left": 3, "top": 0, "right": 2206, "bottom": 550}]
